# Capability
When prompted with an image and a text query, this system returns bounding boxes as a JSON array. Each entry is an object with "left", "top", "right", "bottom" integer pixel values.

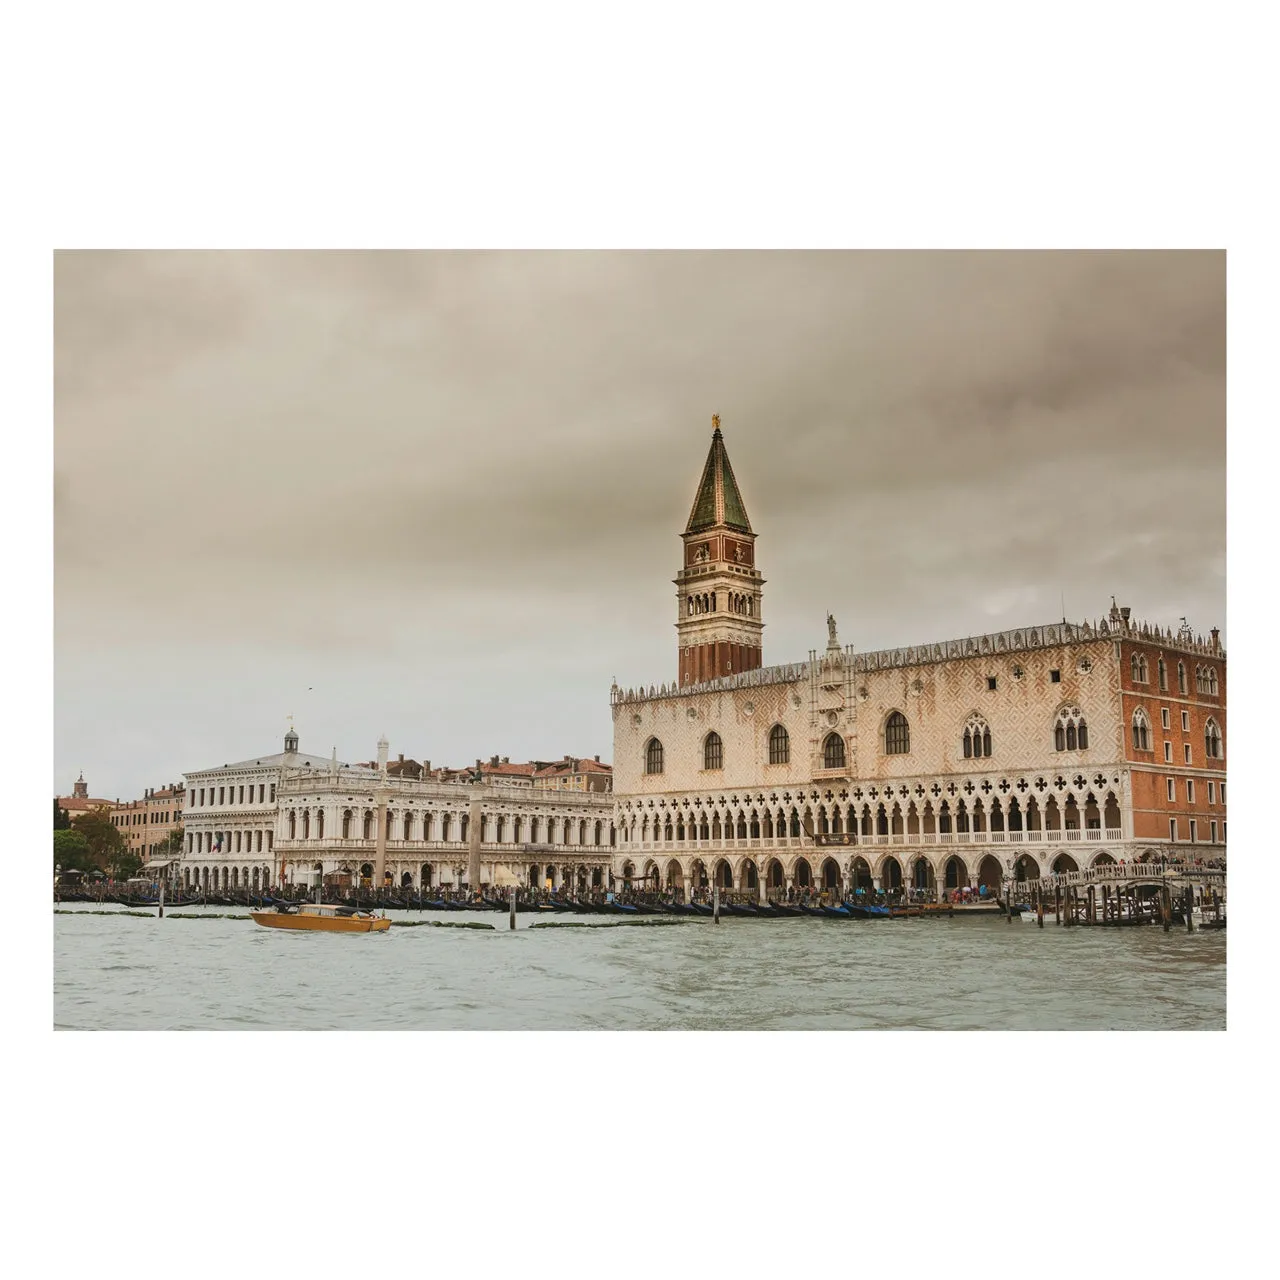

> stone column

[
  {"left": 468, "top": 789, "right": 484, "bottom": 891},
  {"left": 374, "top": 785, "right": 389, "bottom": 888}
]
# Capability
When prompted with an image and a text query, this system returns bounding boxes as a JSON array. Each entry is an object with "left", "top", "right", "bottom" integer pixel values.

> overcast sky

[{"left": 54, "top": 251, "right": 1225, "bottom": 801}]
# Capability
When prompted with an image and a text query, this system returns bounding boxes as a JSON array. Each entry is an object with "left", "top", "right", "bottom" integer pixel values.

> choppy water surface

[{"left": 53, "top": 907, "right": 1226, "bottom": 1030}]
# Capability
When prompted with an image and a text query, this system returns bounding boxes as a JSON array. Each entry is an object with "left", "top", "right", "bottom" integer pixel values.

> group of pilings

[{"left": 1009, "top": 880, "right": 1225, "bottom": 930}]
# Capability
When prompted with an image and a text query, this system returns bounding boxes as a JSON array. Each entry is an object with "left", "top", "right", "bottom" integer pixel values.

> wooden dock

[{"left": 1010, "top": 864, "right": 1225, "bottom": 930}]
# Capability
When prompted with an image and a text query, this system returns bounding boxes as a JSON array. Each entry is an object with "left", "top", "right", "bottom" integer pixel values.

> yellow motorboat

[{"left": 250, "top": 903, "right": 391, "bottom": 933}]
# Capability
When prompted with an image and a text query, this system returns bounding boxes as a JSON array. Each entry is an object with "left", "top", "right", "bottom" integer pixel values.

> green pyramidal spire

[{"left": 685, "top": 416, "right": 753, "bottom": 535}]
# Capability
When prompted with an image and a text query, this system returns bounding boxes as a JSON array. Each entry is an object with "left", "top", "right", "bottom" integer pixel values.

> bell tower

[{"left": 676, "top": 415, "right": 764, "bottom": 686}]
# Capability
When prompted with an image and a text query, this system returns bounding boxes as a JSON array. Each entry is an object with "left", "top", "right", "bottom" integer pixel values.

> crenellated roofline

[{"left": 613, "top": 614, "right": 1224, "bottom": 704}]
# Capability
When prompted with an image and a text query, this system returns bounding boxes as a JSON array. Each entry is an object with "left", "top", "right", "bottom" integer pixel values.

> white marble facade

[{"left": 179, "top": 730, "right": 616, "bottom": 893}]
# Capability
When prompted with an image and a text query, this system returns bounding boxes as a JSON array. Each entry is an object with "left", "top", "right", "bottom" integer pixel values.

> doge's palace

[{"left": 609, "top": 419, "right": 1227, "bottom": 899}]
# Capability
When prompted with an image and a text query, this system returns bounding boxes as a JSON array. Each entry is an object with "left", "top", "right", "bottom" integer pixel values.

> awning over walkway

[{"left": 142, "top": 860, "right": 173, "bottom": 870}]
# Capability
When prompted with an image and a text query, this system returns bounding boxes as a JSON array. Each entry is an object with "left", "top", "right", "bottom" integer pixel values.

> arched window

[
  {"left": 703, "top": 732, "right": 723, "bottom": 771},
  {"left": 768, "top": 723, "right": 790, "bottom": 765},
  {"left": 1209, "top": 667, "right": 1219, "bottom": 696},
  {"left": 1054, "top": 707, "right": 1089, "bottom": 752},
  {"left": 1204, "top": 718, "right": 1222, "bottom": 760},
  {"left": 963, "top": 713, "right": 992, "bottom": 759},
  {"left": 645, "top": 738, "right": 664, "bottom": 775},
  {"left": 1158, "top": 658, "right": 1168, "bottom": 691},
  {"left": 1177, "top": 661, "right": 1187, "bottom": 694},
  {"left": 884, "top": 712, "right": 910, "bottom": 755},
  {"left": 1131, "top": 653, "right": 1148, "bottom": 683},
  {"left": 1131, "top": 708, "right": 1151, "bottom": 751},
  {"left": 823, "top": 732, "right": 846, "bottom": 769}
]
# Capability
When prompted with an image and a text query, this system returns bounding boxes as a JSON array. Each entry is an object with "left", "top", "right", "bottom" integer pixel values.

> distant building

[
  {"left": 55, "top": 773, "right": 114, "bottom": 821},
  {"left": 178, "top": 726, "right": 339, "bottom": 891},
  {"left": 177, "top": 731, "right": 617, "bottom": 893},
  {"left": 109, "top": 782, "right": 186, "bottom": 871},
  {"left": 533, "top": 755, "right": 613, "bottom": 793}
]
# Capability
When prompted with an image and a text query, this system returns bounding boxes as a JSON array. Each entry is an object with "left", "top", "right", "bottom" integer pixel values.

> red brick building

[{"left": 1120, "top": 623, "right": 1226, "bottom": 848}]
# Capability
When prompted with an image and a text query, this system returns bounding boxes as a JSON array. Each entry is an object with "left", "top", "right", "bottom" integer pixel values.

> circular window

[
  {"left": 827, "top": 711, "right": 839, "bottom": 727},
  {"left": 742, "top": 700, "right": 755, "bottom": 715},
  {"left": 631, "top": 713, "right": 642, "bottom": 726},
  {"left": 687, "top": 707, "right": 698, "bottom": 720}
]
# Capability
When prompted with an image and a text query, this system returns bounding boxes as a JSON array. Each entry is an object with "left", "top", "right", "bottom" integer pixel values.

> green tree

[
  {"left": 54, "top": 799, "right": 70, "bottom": 830},
  {"left": 106, "top": 847, "right": 144, "bottom": 880},
  {"left": 72, "top": 805, "right": 124, "bottom": 871},
  {"left": 54, "top": 828, "right": 92, "bottom": 873},
  {"left": 153, "top": 824, "right": 184, "bottom": 859}
]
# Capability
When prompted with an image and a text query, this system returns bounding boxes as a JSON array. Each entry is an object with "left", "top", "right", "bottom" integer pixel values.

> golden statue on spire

[{"left": 712, "top": 413, "right": 720, "bottom": 429}]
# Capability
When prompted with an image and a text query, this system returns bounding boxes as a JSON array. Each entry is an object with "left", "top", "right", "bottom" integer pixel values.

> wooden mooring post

[
  {"left": 1005, "top": 883, "right": 1012, "bottom": 923},
  {"left": 1086, "top": 885, "right": 1095, "bottom": 924},
  {"left": 509, "top": 886, "right": 516, "bottom": 931},
  {"left": 713, "top": 884, "right": 720, "bottom": 923},
  {"left": 1036, "top": 883, "right": 1044, "bottom": 928},
  {"left": 1185, "top": 884, "right": 1194, "bottom": 932},
  {"left": 1055, "top": 883, "right": 1062, "bottom": 925},
  {"left": 1161, "top": 884, "right": 1171, "bottom": 931}
]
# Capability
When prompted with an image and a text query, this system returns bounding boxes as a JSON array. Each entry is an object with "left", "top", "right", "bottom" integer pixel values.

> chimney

[
  {"left": 502, "top": 756, "right": 509, "bottom": 765},
  {"left": 398, "top": 753, "right": 404, "bottom": 763},
  {"left": 425, "top": 760, "right": 431, "bottom": 773},
  {"left": 1211, "top": 627, "right": 1220, "bottom": 650},
  {"left": 490, "top": 755, "right": 499, "bottom": 767},
  {"left": 594, "top": 755, "right": 600, "bottom": 763}
]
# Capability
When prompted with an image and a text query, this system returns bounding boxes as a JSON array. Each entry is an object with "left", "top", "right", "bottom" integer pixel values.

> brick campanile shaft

[{"left": 675, "top": 416, "right": 764, "bottom": 687}]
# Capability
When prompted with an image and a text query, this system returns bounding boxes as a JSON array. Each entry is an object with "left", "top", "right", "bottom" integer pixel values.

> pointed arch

[
  {"left": 1053, "top": 705, "right": 1088, "bottom": 752},
  {"left": 644, "top": 737, "right": 665, "bottom": 775},
  {"left": 768, "top": 722, "right": 790, "bottom": 765},
  {"left": 884, "top": 710, "right": 910, "bottom": 754},
  {"left": 963, "top": 711, "right": 992, "bottom": 759}
]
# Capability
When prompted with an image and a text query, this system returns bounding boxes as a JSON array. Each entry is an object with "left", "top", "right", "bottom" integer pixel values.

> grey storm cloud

[{"left": 54, "top": 251, "right": 1224, "bottom": 801}]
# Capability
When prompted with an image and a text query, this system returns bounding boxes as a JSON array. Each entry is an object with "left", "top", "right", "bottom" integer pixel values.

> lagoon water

[{"left": 53, "top": 905, "right": 1226, "bottom": 1030}]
